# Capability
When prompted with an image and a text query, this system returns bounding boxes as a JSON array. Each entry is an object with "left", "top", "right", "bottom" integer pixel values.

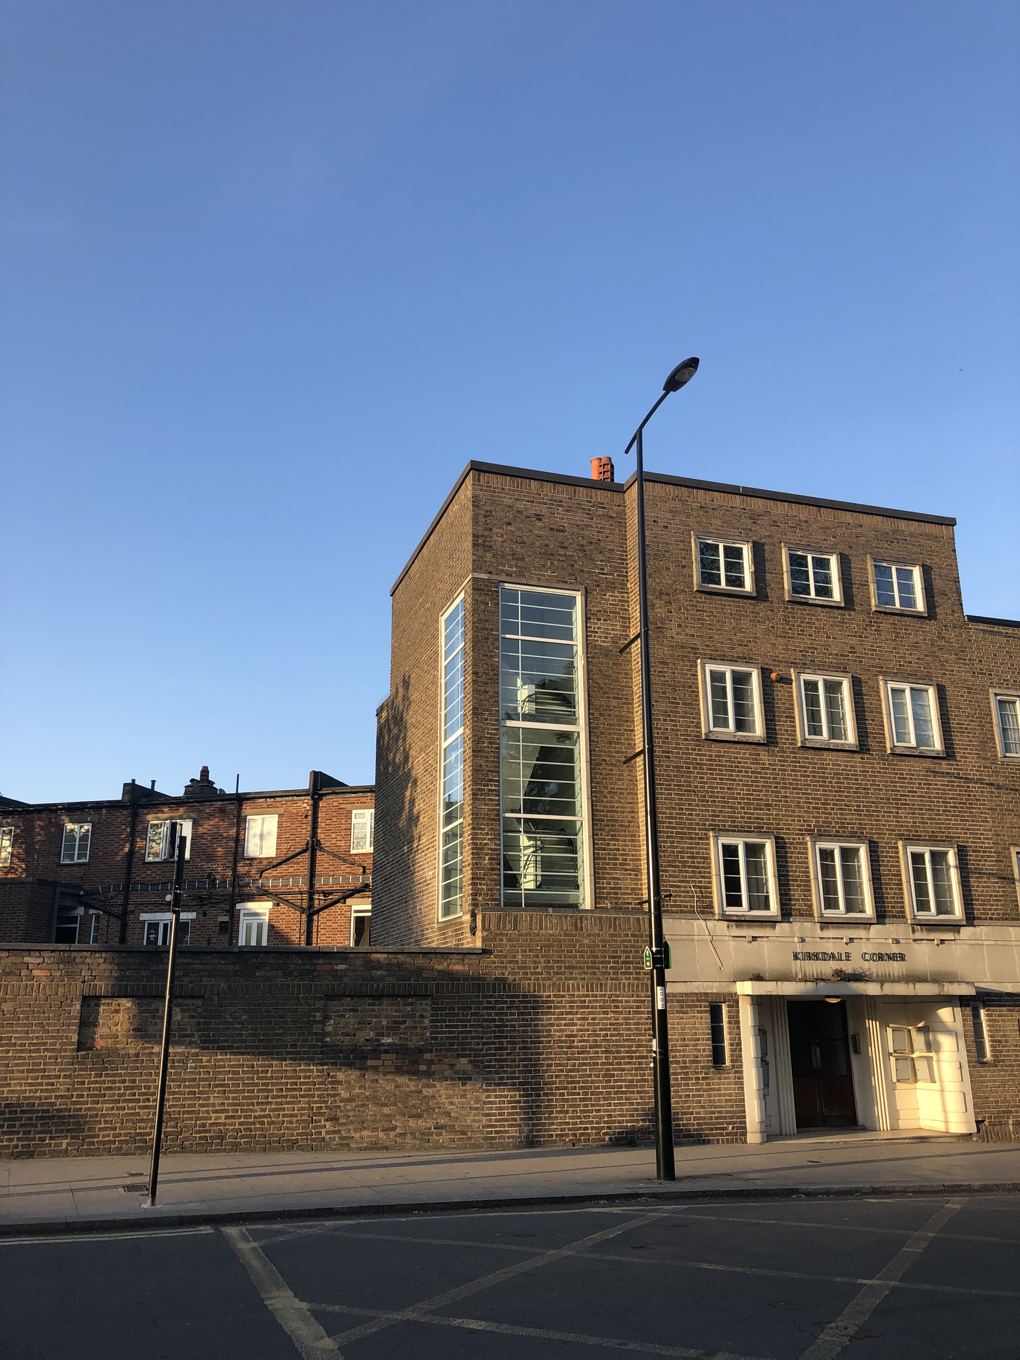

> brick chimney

[
  {"left": 590, "top": 456, "right": 614, "bottom": 482},
  {"left": 183, "top": 765, "right": 220, "bottom": 799}
]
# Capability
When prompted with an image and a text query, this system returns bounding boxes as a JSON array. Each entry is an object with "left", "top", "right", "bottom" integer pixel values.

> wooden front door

[{"left": 788, "top": 1000, "right": 858, "bottom": 1129}]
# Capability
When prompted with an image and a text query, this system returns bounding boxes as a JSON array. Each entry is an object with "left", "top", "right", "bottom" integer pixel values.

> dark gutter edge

[
  {"left": 390, "top": 459, "right": 957, "bottom": 595},
  {"left": 0, "top": 786, "right": 375, "bottom": 815},
  {"left": 965, "top": 614, "right": 1020, "bottom": 629},
  {"left": 0, "top": 942, "right": 484, "bottom": 955},
  {"left": 3, "top": 1180, "right": 1017, "bottom": 1238}
]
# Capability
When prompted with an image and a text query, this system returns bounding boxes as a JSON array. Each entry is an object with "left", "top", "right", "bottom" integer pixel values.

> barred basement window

[
  {"left": 971, "top": 1004, "right": 991, "bottom": 1062},
  {"left": 350, "top": 809, "right": 374, "bottom": 853},
  {"left": 60, "top": 822, "right": 91, "bottom": 864},
  {"left": 500, "top": 586, "right": 588, "bottom": 910},
  {"left": 439, "top": 597, "right": 465, "bottom": 920},
  {"left": 709, "top": 1003, "right": 728, "bottom": 1066}
]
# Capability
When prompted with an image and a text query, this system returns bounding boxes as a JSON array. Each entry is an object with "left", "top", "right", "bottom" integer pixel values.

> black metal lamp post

[
  {"left": 145, "top": 828, "right": 188, "bottom": 1207},
  {"left": 624, "top": 356, "right": 700, "bottom": 1182}
]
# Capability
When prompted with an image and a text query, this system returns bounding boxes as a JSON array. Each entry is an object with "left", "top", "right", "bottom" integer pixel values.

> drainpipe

[
  {"left": 47, "top": 883, "right": 62, "bottom": 944},
  {"left": 228, "top": 775, "right": 242, "bottom": 945},
  {"left": 120, "top": 782, "right": 139, "bottom": 944},
  {"left": 305, "top": 771, "right": 320, "bottom": 946}
]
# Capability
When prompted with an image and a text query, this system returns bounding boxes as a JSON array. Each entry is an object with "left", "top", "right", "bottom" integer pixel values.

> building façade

[{"left": 373, "top": 459, "right": 1020, "bottom": 1144}]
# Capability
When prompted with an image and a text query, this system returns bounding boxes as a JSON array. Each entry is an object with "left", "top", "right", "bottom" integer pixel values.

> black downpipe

[
  {"left": 305, "top": 771, "right": 320, "bottom": 946},
  {"left": 228, "top": 775, "right": 242, "bottom": 945},
  {"left": 120, "top": 782, "right": 139, "bottom": 945}
]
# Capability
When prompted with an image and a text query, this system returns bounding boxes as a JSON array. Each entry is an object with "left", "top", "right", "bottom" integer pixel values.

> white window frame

[
  {"left": 807, "top": 838, "right": 875, "bottom": 921},
  {"left": 698, "top": 661, "right": 765, "bottom": 743},
  {"left": 438, "top": 594, "right": 466, "bottom": 921},
  {"left": 782, "top": 544, "right": 843, "bottom": 606},
  {"left": 350, "top": 809, "right": 374, "bottom": 853},
  {"left": 244, "top": 814, "right": 278, "bottom": 859},
  {"left": 971, "top": 1002, "right": 992, "bottom": 1063},
  {"left": 899, "top": 842, "right": 964, "bottom": 923},
  {"left": 237, "top": 903, "right": 271, "bottom": 947},
  {"left": 1010, "top": 847, "right": 1020, "bottom": 912},
  {"left": 793, "top": 671, "right": 857, "bottom": 748},
  {"left": 692, "top": 533, "right": 755, "bottom": 597},
  {"left": 60, "top": 822, "right": 92, "bottom": 864},
  {"left": 710, "top": 834, "right": 780, "bottom": 919},
  {"left": 879, "top": 678, "right": 944, "bottom": 756},
  {"left": 350, "top": 901, "right": 371, "bottom": 946},
  {"left": 869, "top": 556, "right": 926, "bottom": 615},
  {"left": 140, "top": 911, "right": 195, "bottom": 946},
  {"left": 0, "top": 826, "right": 13, "bottom": 867},
  {"left": 990, "top": 690, "right": 1020, "bottom": 760},
  {"left": 498, "top": 582, "right": 594, "bottom": 913},
  {"left": 144, "top": 819, "right": 193, "bottom": 862}
]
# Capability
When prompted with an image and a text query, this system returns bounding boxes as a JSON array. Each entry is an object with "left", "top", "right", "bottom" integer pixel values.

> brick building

[
  {"left": 374, "top": 459, "right": 1020, "bottom": 1143},
  {"left": 0, "top": 768, "right": 374, "bottom": 949}
]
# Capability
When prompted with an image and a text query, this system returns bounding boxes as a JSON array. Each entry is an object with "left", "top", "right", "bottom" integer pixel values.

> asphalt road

[{"left": 2, "top": 1194, "right": 1018, "bottom": 1360}]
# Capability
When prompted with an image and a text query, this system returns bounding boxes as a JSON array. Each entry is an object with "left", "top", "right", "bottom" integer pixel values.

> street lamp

[{"left": 624, "top": 356, "right": 700, "bottom": 1183}]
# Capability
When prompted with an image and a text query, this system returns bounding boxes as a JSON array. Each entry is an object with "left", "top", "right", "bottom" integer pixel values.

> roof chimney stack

[
  {"left": 184, "top": 765, "right": 220, "bottom": 799},
  {"left": 590, "top": 456, "right": 614, "bottom": 482}
]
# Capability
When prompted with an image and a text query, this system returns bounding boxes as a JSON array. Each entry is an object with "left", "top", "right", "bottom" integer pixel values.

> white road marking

[
  {"left": 221, "top": 1225, "right": 344, "bottom": 1359},
  {"left": 0, "top": 1226, "right": 215, "bottom": 1246},
  {"left": 797, "top": 1199, "right": 965, "bottom": 1360}
]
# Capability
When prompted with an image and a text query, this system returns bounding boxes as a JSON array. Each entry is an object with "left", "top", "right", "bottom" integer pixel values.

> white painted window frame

[
  {"left": 691, "top": 533, "right": 755, "bottom": 597},
  {"left": 0, "top": 826, "right": 12, "bottom": 867},
  {"left": 1010, "top": 847, "right": 1020, "bottom": 912},
  {"left": 60, "top": 822, "right": 91, "bottom": 864},
  {"left": 807, "top": 837, "right": 876, "bottom": 921},
  {"left": 144, "top": 819, "right": 193, "bottom": 862},
  {"left": 782, "top": 544, "right": 843, "bottom": 606},
  {"left": 710, "top": 833, "right": 780, "bottom": 919},
  {"left": 879, "top": 677, "right": 944, "bottom": 756},
  {"left": 243, "top": 814, "right": 279, "bottom": 859},
  {"left": 793, "top": 671, "right": 857, "bottom": 748},
  {"left": 698, "top": 661, "right": 766, "bottom": 744},
  {"left": 237, "top": 903, "right": 271, "bottom": 947},
  {"left": 899, "top": 841, "right": 963, "bottom": 923},
  {"left": 869, "top": 556, "right": 927, "bottom": 615},
  {"left": 350, "top": 809, "right": 374, "bottom": 853},
  {"left": 990, "top": 690, "right": 1020, "bottom": 760},
  {"left": 140, "top": 912, "right": 195, "bottom": 946},
  {"left": 438, "top": 594, "right": 466, "bottom": 922},
  {"left": 350, "top": 901, "right": 372, "bottom": 946}
]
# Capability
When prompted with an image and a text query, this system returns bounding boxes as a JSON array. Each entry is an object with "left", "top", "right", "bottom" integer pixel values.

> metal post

[
  {"left": 146, "top": 833, "right": 187, "bottom": 1207},
  {"left": 634, "top": 426, "right": 675, "bottom": 1181}
]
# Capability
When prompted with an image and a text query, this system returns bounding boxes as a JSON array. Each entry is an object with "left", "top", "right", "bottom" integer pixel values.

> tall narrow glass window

[
  {"left": 500, "top": 587, "right": 586, "bottom": 909},
  {"left": 439, "top": 598, "right": 465, "bottom": 919}
]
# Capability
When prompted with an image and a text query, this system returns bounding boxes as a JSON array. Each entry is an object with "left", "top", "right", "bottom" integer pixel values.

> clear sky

[{"left": 2, "top": 1, "right": 1018, "bottom": 804}]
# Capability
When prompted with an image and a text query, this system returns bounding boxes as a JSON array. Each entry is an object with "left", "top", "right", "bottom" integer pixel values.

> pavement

[{"left": 3, "top": 1133, "right": 1020, "bottom": 1234}]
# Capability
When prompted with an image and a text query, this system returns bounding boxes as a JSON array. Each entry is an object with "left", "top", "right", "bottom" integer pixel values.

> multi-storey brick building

[
  {"left": 0, "top": 768, "right": 374, "bottom": 949},
  {"left": 374, "top": 458, "right": 1020, "bottom": 1143}
]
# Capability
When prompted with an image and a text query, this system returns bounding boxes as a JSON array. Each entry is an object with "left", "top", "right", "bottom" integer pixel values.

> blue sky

[{"left": 2, "top": 0, "right": 1017, "bottom": 803}]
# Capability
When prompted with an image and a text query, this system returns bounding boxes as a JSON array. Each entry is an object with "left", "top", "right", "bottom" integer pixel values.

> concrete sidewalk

[{"left": 3, "top": 1134, "right": 1020, "bottom": 1234}]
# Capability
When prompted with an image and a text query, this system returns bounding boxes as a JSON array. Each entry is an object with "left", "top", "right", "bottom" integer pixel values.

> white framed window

[
  {"left": 0, "top": 826, "right": 13, "bottom": 867},
  {"left": 709, "top": 1003, "right": 728, "bottom": 1067},
  {"left": 350, "top": 809, "right": 374, "bottom": 853},
  {"left": 794, "top": 672, "right": 857, "bottom": 748},
  {"left": 783, "top": 546, "right": 842, "bottom": 605},
  {"left": 900, "top": 843, "right": 963, "bottom": 922},
  {"left": 870, "top": 558, "right": 926, "bottom": 614},
  {"left": 350, "top": 901, "right": 371, "bottom": 946},
  {"left": 140, "top": 912, "right": 194, "bottom": 946},
  {"left": 87, "top": 911, "right": 101, "bottom": 945},
  {"left": 693, "top": 534, "right": 754, "bottom": 596},
  {"left": 500, "top": 585, "right": 590, "bottom": 910},
  {"left": 60, "top": 822, "right": 91, "bottom": 864},
  {"left": 699, "top": 662, "right": 765, "bottom": 742},
  {"left": 439, "top": 596, "right": 466, "bottom": 920},
  {"left": 711, "top": 835, "right": 779, "bottom": 918},
  {"left": 991, "top": 691, "right": 1020, "bottom": 759},
  {"left": 808, "top": 839, "right": 875, "bottom": 920},
  {"left": 880, "top": 679, "right": 944, "bottom": 755},
  {"left": 971, "top": 1003, "right": 991, "bottom": 1063},
  {"left": 244, "top": 814, "right": 278, "bottom": 858},
  {"left": 1012, "top": 847, "right": 1020, "bottom": 911},
  {"left": 238, "top": 905, "right": 270, "bottom": 947},
  {"left": 144, "top": 819, "right": 193, "bottom": 862}
]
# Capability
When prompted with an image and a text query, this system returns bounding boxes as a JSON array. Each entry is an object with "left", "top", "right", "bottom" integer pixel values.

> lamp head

[{"left": 662, "top": 357, "right": 700, "bottom": 393}]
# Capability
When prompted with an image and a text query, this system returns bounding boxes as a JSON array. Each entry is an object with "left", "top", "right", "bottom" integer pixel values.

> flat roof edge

[
  {"left": 0, "top": 785, "right": 375, "bottom": 813},
  {"left": 965, "top": 614, "right": 1020, "bottom": 629}
]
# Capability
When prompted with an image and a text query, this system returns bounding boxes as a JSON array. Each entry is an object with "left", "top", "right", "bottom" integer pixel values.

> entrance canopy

[{"left": 735, "top": 980, "right": 975, "bottom": 998}]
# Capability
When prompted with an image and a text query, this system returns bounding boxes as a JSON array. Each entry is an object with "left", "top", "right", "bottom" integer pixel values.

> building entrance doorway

[{"left": 788, "top": 1000, "right": 858, "bottom": 1129}]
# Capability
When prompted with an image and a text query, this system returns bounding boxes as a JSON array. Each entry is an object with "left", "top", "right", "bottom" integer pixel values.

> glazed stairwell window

[
  {"left": 243, "top": 814, "right": 278, "bottom": 858},
  {"left": 350, "top": 809, "right": 374, "bottom": 852},
  {"left": 809, "top": 840, "right": 874, "bottom": 920},
  {"left": 500, "top": 586, "right": 589, "bottom": 910},
  {"left": 901, "top": 843, "right": 963, "bottom": 922},
  {"left": 794, "top": 672, "right": 857, "bottom": 748},
  {"left": 881, "top": 680, "right": 944, "bottom": 755},
  {"left": 693, "top": 535, "right": 754, "bottom": 596},
  {"left": 783, "top": 547, "right": 842, "bottom": 605},
  {"left": 60, "top": 822, "right": 91, "bottom": 864},
  {"left": 711, "top": 835, "right": 779, "bottom": 918},
  {"left": 439, "top": 597, "right": 465, "bottom": 920},
  {"left": 991, "top": 692, "right": 1020, "bottom": 759},
  {"left": 699, "top": 662, "right": 765, "bottom": 742},
  {"left": 144, "top": 819, "right": 192, "bottom": 862},
  {"left": 870, "top": 559, "right": 926, "bottom": 614}
]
